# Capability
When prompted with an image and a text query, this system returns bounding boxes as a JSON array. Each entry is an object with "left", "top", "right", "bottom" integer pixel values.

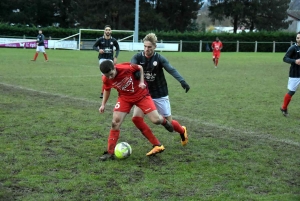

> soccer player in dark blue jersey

[
  {"left": 31, "top": 30, "right": 48, "bottom": 61},
  {"left": 93, "top": 25, "right": 120, "bottom": 98},
  {"left": 131, "top": 33, "right": 190, "bottom": 146},
  {"left": 280, "top": 31, "right": 300, "bottom": 117}
]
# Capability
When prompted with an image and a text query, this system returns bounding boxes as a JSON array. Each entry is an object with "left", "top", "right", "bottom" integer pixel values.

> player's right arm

[
  {"left": 93, "top": 39, "right": 101, "bottom": 52},
  {"left": 99, "top": 89, "right": 111, "bottom": 113},
  {"left": 283, "top": 46, "right": 298, "bottom": 64}
]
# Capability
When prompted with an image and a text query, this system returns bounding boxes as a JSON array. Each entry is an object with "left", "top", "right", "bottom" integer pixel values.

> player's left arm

[
  {"left": 160, "top": 56, "right": 190, "bottom": 93},
  {"left": 40, "top": 34, "right": 45, "bottom": 44},
  {"left": 113, "top": 40, "right": 120, "bottom": 64}
]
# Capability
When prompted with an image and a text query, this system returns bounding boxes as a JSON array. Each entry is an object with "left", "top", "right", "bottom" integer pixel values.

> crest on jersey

[
  {"left": 110, "top": 42, "right": 113, "bottom": 45},
  {"left": 153, "top": 61, "right": 157, "bottom": 66}
]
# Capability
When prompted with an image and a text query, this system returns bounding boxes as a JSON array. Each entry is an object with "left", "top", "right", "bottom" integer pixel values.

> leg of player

[
  {"left": 43, "top": 52, "right": 48, "bottom": 61},
  {"left": 166, "top": 116, "right": 188, "bottom": 146},
  {"left": 132, "top": 106, "right": 165, "bottom": 156},
  {"left": 153, "top": 97, "right": 188, "bottom": 146},
  {"left": 31, "top": 51, "right": 39, "bottom": 61},
  {"left": 280, "top": 90, "right": 295, "bottom": 117},
  {"left": 215, "top": 58, "right": 219, "bottom": 67},
  {"left": 100, "top": 111, "right": 127, "bottom": 161}
]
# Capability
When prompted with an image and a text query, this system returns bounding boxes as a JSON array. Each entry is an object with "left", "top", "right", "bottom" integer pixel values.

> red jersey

[
  {"left": 211, "top": 41, "right": 223, "bottom": 54},
  {"left": 102, "top": 62, "right": 149, "bottom": 102}
]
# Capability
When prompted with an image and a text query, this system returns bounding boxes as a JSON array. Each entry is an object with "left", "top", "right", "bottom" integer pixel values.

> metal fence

[{"left": 0, "top": 35, "right": 295, "bottom": 52}]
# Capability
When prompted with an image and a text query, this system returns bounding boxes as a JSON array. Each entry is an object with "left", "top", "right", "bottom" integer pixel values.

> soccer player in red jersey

[
  {"left": 280, "top": 32, "right": 300, "bottom": 117},
  {"left": 211, "top": 37, "right": 223, "bottom": 68},
  {"left": 98, "top": 60, "right": 174, "bottom": 161}
]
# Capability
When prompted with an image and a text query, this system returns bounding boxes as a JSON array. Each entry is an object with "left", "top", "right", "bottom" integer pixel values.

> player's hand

[
  {"left": 99, "top": 49, "right": 104, "bottom": 54},
  {"left": 139, "top": 83, "right": 146, "bottom": 89},
  {"left": 180, "top": 80, "right": 190, "bottom": 93},
  {"left": 99, "top": 105, "right": 105, "bottom": 113}
]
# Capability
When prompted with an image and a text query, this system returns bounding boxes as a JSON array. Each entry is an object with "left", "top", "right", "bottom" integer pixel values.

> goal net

[{"left": 54, "top": 29, "right": 134, "bottom": 51}]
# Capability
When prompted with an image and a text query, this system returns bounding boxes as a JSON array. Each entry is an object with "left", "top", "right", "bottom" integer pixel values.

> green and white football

[{"left": 114, "top": 142, "right": 132, "bottom": 159}]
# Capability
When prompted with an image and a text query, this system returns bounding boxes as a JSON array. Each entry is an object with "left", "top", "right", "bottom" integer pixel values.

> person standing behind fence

[
  {"left": 280, "top": 32, "right": 300, "bottom": 117},
  {"left": 31, "top": 30, "right": 48, "bottom": 62},
  {"left": 93, "top": 25, "right": 120, "bottom": 99},
  {"left": 211, "top": 37, "right": 223, "bottom": 68}
]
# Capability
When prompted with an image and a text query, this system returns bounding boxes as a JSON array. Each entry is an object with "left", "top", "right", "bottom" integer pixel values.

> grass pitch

[{"left": 0, "top": 48, "right": 299, "bottom": 200}]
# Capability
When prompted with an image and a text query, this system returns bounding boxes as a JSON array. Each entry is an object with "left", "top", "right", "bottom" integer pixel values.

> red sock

[
  {"left": 215, "top": 58, "right": 219, "bottom": 66},
  {"left": 33, "top": 52, "right": 38, "bottom": 60},
  {"left": 171, "top": 120, "right": 185, "bottom": 134},
  {"left": 43, "top": 53, "right": 48, "bottom": 60},
  {"left": 282, "top": 93, "right": 292, "bottom": 110},
  {"left": 132, "top": 117, "right": 161, "bottom": 145},
  {"left": 107, "top": 129, "right": 120, "bottom": 154}
]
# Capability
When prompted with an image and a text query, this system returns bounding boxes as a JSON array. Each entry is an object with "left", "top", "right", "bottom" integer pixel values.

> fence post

[
  {"left": 161, "top": 39, "right": 163, "bottom": 52},
  {"left": 291, "top": 41, "right": 293, "bottom": 46},
  {"left": 273, "top": 41, "right": 275, "bottom": 53},
  {"left": 23, "top": 35, "right": 26, "bottom": 49},
  {"left": 199, "top": 40, "right": 202, "bottom": 52},
  {"left": 236, "top": 40, "right": 239, "bottom": 52},
  {"left": 254, "top": 41, "right": 257, "bottom": 53},
  {"left": 180, "top": 40, "right": 182, "bottom": 52}
]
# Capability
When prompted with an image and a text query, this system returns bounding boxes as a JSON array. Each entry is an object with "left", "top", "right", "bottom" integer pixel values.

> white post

[
  {"left": 23, "top": 35, "right": 26, "bottom": 49},
  {"left": 273, "top": 41, "right": 275, "bottom": 53},
  {"left": 79, "top": 29, "right": 82, "bottom": 50},
  {"left": 254, "top": 41, "right": 257, "bottom": 52},
  {"left": 236, "top": 41, "right": 239, "bottom": 52},
  {"left": 160, "top": 39, "right": 163, "bottom": 52},
  {"left": 180, "top": 40, "right": 182, "bottom": 52},
  {"left": 199, "top": 40, "right": 202, "bottom": 52},
  {"left": 134, "top": 0, "right": 139, "bottom": 42}
]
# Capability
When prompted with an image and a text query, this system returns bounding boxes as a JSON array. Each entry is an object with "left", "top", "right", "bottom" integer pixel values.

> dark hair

[
  {"left": 100, "top": 60, "right": 114, "bottom": 74},
  {"left": 104, "top": 25, "right": 111, "bottom": 29}
]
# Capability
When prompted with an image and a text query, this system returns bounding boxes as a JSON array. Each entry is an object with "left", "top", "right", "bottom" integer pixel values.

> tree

[
  {"left": 208, "top": 0, "right": 247, "bottom": 33},
  {"left": 155, "top": 0, "right": 204, "bottom": 32},
  {"left": 208, "top": 0, "right": 291, "bottom": 33},
  {"left": 249, "top": 0, "right": 290, "bottom": 31}
]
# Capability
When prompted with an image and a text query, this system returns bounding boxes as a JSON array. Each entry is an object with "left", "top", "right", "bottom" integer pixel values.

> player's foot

[
  {"left": 100, "top": 93, "right": 103, "bottom": 99},
  {"left": 99, "top": 151, "right": 114, "bottom": 161},
  {"left": 146, "top": 145, "right": 165, "bottom": 156},
  {"left": 45, "top": 60, "right": 49, "bottom": 62},
  {"left": 215, "top": 66, "right": 217, "bottom": 68},
  {"left": 280, "top": 107, "right": 288, "bottom": 117},
  {"left": 181, "top": 126, "right": 188, "bottom": 146},
  {"left": 31, "top": 59, "right": 36, "bottom": 61},
  {"left": 163, "top": 120, "right": 174, "bottom": 132}
]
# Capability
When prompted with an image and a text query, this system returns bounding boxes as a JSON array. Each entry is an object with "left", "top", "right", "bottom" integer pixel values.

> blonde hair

[{"left": 143, "top": 33, "right": 157, "bottom": 45}]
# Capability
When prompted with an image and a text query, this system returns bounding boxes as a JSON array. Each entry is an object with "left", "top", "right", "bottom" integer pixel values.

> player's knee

[
  {"left": 150, "top": 115, "right": 162, "bottom": 125},
  {"left": 288, "top": 91, "right": 295, "bottom": 96},
  {"left": 111, "top": 118, "right": 121, "bottom": 129}
]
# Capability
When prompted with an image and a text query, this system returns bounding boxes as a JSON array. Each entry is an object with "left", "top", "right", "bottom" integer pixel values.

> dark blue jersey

[
  {"left": 131, "top": 52, "right": 185, "bottom": 99},
  {"left": 93, "top": 36, "right": 120, "bottom": 60},
  {"left": 283, "top": 44, "right": 300, "bottom": 78},
  {"left": 37, "top": 34, "right": 45, "bottom": 46}
]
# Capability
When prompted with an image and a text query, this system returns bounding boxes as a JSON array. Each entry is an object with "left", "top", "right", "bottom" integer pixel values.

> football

[{"left": 114, "top": 142, "right": 132, "bottom": 159}]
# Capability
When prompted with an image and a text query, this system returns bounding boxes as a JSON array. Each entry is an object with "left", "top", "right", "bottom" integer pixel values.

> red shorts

[
  {"left": 113, "top": 95, "right": 157, "bottom": 114},
  {"left": 213, "top": 52, "right": 221, "bottom": 59}
]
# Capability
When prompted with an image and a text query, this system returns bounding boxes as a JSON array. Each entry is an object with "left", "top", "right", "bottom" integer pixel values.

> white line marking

[{"left": 1, "top": 82, "right": 299, "bottom": 147}]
